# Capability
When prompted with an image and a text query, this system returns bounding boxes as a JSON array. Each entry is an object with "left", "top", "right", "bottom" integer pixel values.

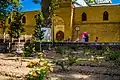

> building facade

[
  {"left": 53, "top": 0, "right": 120, "bottom": 42},
  {"left": 2, "top": 0, "right": 120, "bottom": 42},
  {"left": 73, "top": 5, "right": 120, "bottom": 42}
]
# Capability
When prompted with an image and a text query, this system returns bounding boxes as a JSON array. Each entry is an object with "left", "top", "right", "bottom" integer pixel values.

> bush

[
  {"left": 23, "top": 39, "right": 35, "bottom": 57},
  {"left": 104, "top": 50, "right": 120, "bottom": 66},
  {"left": 27, "top": 61, "right": 39, "bottom": 68},
  {"left": 26, "top": 51, "right": 53, "bottom": 80},
  {"left": 54, "top": 47, "right": 78, "bottom": 71}
]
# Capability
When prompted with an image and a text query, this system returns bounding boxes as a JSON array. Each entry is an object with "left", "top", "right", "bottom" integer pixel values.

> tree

[
  {"left": 0, "top": 0, "right": 11, "bottom": 19},
  {"left": 33, "top": 12, "right": 44, "bottom": 51},
  {"left": 1, "top": 18, "right": 7, "bottom": 42},
  {"left": 33, "top": 12, "right": 44, "bottom": 41},
  {"left": 0, "top": 0, "right": 22, "bottom": 43},
  {"left": 0, "top": 0, "right": 12, "bottom": 42},
  {"left": 32, "top": 0, "right": 58, "bottom": 26},
  {"left": 32, "top": 0, "right": 58, "bottom": 47},
  {"left": 8, "top": 1, "right": 25, "bottom": 53},
  {"left": 8, "top": 11, "right": 25, "bottom": 39}
]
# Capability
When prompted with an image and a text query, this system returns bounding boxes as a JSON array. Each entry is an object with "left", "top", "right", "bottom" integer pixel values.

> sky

[
  {"left": 20, "top": 0, "right": 41, "bottom": 11},
  {"left": 21, "top": 0, "right": 120, "bottom": 11}
]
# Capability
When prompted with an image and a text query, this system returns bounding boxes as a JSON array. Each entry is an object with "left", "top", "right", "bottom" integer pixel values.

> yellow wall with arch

[
  {"left": 73, "top": 5, "right": 120, "bottom": 42},
  {"left": 1, "top": 3, "right": 120, "bottom": 42}
]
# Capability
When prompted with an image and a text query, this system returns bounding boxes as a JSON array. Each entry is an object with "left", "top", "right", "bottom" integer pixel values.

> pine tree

[
  {"left": 33, "top": 12, "right": 44, "bottom": 41},
  {"left": 34, "top": 25, "right": 44, "bottom": 40},
  {"left": 32, "top": 0, "right": 58, "bottom": 36},
  {"left": 33, "top": 12, "right": 44, "bottom": 51}
]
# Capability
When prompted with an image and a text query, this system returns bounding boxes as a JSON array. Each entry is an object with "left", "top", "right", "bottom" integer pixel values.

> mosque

[{"left": 4, "top": 0, "right": 120, "bottom": 42}]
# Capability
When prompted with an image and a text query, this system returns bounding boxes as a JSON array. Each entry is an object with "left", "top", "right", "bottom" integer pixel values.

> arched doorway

[
  {"left": 56, "top": 31, "right": 64, "bottom": 41},
  {"left": 52, "top": 15, "right": 65, "bottom": 41}
]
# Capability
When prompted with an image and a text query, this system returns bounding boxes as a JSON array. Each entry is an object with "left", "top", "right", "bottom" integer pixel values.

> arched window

[
  {"left": 22, "top": 16, "right": 26, "bottom": 23},
  {"left": 8, "top": 18, "right": 11, "bottom": 24},
  {"left": 103, "top": 11, "right": 109, "bottom": 21},
  {"left": 82, "top": 12, "right": 87, "bottom": 21},
  {"left": 34, "top": 15, "right": 37, "bottom": 19}
]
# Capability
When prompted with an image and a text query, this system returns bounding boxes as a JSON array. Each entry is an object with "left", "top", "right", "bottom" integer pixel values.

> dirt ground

[
  {"left": 0, "top": 51, "right": 120, "bottom": 80},
  {"left": 0, "top": 53, "right": 34, "bottom": 80}
]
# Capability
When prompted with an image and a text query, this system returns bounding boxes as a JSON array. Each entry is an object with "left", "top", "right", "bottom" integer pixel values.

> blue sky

[
  {"left": 20, "top": 0, "right": 41, "bottom": 11},
  {"left": 112, "top": 0, "right": 120, "bottom": 4},
  {"left": 21, "top": 0, "right": 120, "bottom": 11}
]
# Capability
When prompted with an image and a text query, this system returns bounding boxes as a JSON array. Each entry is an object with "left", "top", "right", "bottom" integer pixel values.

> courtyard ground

[{"left": 0, "top": 51, "right": 120, "bottom": 80}]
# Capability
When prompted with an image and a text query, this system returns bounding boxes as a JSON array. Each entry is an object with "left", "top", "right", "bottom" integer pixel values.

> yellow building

[
  {"left": 52, "top": 0, "right": 120, "bottom": 42},
  {"left": 3, "top": 0, "right": 120, "bottom": 42},
  {"left": 73, "top": 5, "right": 120, "bottom": 42},
  {"left": 54, "top": 1, "right": 120, "bottom": 42}
]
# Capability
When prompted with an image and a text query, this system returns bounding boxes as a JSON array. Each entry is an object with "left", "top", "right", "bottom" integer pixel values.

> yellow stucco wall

[
  {"left": 73, "top": 5, "right": 120, "bottom": 42},
  {"left": 53, "top": 7, "right": 73, "bottom": 41},
  {"left": 4, "top": 10, "right": 39, "bottom": 35},
  {"left": 1, "top": 3, "right": 119, "bottom": 42},
  {"left": 24, "top": 10, "right": 39, "bottom": 34},
  {"left": 53, "top": 0, "right": 73, "bottom": 41}
]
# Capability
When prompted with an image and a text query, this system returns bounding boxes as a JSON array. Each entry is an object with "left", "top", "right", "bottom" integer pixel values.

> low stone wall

[
  {"left": 35, "top": 42, "right": 120, "bottom": 51},
  {"left": 0, "top": 42, "right": 120, "bottom": 53}
]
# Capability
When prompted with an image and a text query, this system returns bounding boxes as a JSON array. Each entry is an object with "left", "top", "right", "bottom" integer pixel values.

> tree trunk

[
  {"left": 40, "top": 41, "right": 42, "bottom": 51},
  {"left": 3, "top": 33, "right": 5, "bottom": 43},
  {"left": 9, "top": 37, "right": 12, "bottom": 53}
]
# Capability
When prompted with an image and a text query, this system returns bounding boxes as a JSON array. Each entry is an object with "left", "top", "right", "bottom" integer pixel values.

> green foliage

[
  {"left": 27, "top": 61, "right": 39, "bottom": 68},
  {"left": 90, "top": 47, "right": 120, "bottom": 65},
  {"left": 0, "top": 0, "right": 11, "bottom": 19},
  {"left": 0, "top": 0, "right": 16, "bottom": 34},
  {"left": 104, "top": 50, "right": 120, "bottom": 65},
  {"left": 68, "top": 55, "right": 77, "bottom": 66},
  {"left": 0, "top": 0, "right": 22, "bottom": 37},
  {"left": 54, "top": 47, "right": 78, "bottom": 70},
  {"left": 7, "top": 1, "right": 25, "bottom": 52},
  {"left": 1, "top": 19, "right": 7, "bottom": 34},
  {"left": 26, "top": 51, "right": 52, "bottom": 80},
  {"left": 0, "top": 0, "right": 23, "bottom": 19},
  {"left": 11, "top": 0, "right": 21, "bottom": 6},
  {"left": 55, "top": 46, "right": 66, "bottom": 55},
  {"left": 34, "top": 25, "right": 44, "bottom": 41},
  {"left": 8, "top": 0, "right": 24, "bottom": 38},
  {"left": 32, "top": 0, "right": 58, "bottom": 19},
  {"left": 84, "top": 49, "right": 90, "bottom": 55},
  {"left": 49, "top": 0, "right": 59, "bottom": 17},
  {"left": 32, "top": 0, "right": 58, "bottom": 28},
  {"left": 8, "top": 11, "right": 25, "bottom": 38},
  {"left": 33, "top": 12, "right": 44, "bottom": 41},
  {"left": 23, "top": 39, "right": 35, "bottom": 57},
  {"left": 55, "top": 60, "right": 67, "bottom": 71},
  {"left": 27, "top": 68, "right": 49, "bottom": 80}
]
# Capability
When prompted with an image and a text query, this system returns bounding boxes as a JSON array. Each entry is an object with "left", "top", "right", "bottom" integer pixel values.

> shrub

[
  {"left": 27, "top": 61, "right": 39, "bottom": 68},
  {"left": 54, "top": 47, "right": 78, "bottom": 71},
  {"left": 23, "top": 39, "right": 35, "bottom": 57},
  {"left": 104, "top": 50, "right": 120, "bottom": 66},
  {"left": 26, "top": 51, "right": 53, "bottom": 80}
]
